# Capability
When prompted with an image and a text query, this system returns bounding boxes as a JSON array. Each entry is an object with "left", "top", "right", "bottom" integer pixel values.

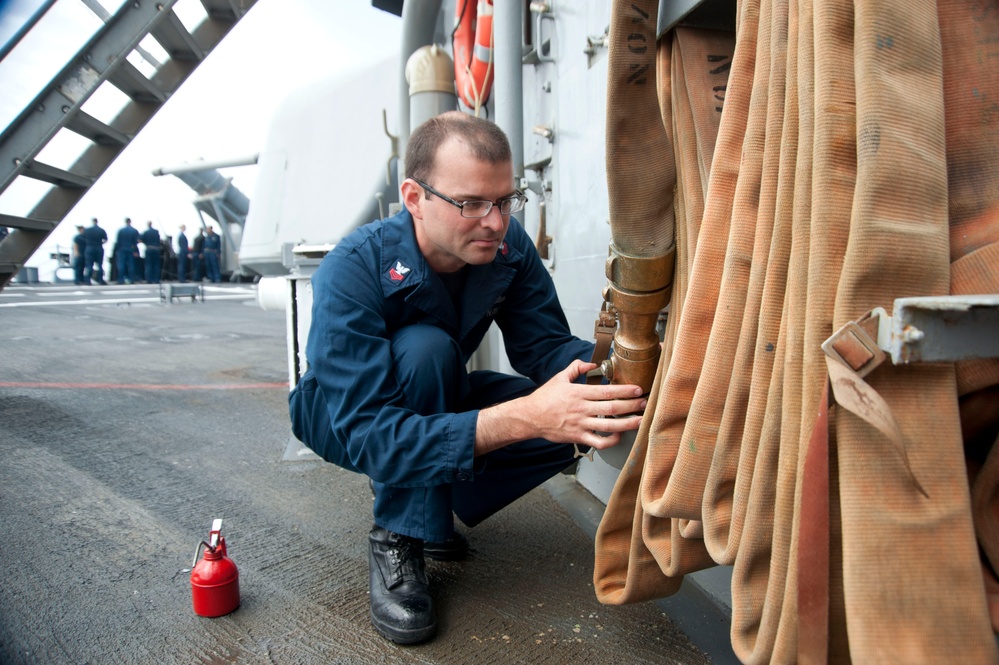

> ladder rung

[
  {"left": 0, "top": 213, "right": 60, "bottom": 232},
  {"left": 64, "top": 110, "right": 130, "bottom": 146},
  {"left": 107, "top": 60, "right": 166, "bottom": 103},
  {"left": 21, "top": 160, "right": 94, "bottom": 188},
  {"left": 151, "top": 11, "right": 205, "bottom": 61},
  {"left": 200, "top": 0, "right": 244, "bottom": 21}
]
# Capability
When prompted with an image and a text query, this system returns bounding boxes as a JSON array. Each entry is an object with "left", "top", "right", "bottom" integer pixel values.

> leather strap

[
  {"left": 798, "top": 380, "right": 831, "bottom": 665},
  {"left": 823, "top": 311, "right": 926, "bottom": 498}
]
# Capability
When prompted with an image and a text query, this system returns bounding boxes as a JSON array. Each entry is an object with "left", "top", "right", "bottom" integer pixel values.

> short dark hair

[{"left": 405, "top": 111, "right": 511, "bottom": 184}]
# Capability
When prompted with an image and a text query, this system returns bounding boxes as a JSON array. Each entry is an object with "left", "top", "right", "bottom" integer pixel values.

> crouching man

[{"left": 289, "top": 111, "right": 645, "bottom": 644}]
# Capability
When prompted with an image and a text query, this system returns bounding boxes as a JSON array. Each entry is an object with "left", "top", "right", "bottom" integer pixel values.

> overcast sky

[{"left": 0, "top": 0, "right": 403, "bottom": 269}]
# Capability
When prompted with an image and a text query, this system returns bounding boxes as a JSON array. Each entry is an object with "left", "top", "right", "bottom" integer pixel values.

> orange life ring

[{"left": 452, "top": 0, "right": 494, "bottom": 109}]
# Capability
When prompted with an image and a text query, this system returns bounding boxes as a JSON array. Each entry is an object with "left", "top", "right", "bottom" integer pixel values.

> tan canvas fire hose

[
  {"left": 942, "top": 0, "right": 999, "bottom": 637},
  {"left": 598, "top": 0, "right": 675, "bottom": 396},
  {"left": 592, "top": 0, "right": 999, "bottom": 661},
  {"left": 595, "top": 0, "right": 719, "bottom": 605}
]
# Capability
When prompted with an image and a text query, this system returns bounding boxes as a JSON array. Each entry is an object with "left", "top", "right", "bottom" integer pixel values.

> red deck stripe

[{"left": 0, "top": 382, "right": 289, "bottom": 390}]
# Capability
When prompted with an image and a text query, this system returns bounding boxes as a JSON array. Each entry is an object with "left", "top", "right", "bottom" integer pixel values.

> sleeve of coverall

[
  {"left": 494, "top": 221, "right": 594, "bottom": 383},
  {"left": 306, "top": 245, "right": 478, "bottom": 488}
]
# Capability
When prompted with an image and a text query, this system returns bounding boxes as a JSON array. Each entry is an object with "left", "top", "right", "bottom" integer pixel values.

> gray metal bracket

[
  {"left": 658, "top": 0, "right": 737, "bottom": 37},
  {"left": 873, "top": 295, "right": 999, "bottom": 365}
]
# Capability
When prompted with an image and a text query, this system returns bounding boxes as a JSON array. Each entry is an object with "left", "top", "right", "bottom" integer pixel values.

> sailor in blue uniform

[
  {"left": 115, "top": 218, "right": 140, "bottom": 284},
  {"left": 82, "top": 217, "right": 108, "bottom": 284},
  {"left": 289, "top": 112, "right": 645, "bottom": 645},
  {"left": 140, "top": 221, "right": 161, "bottom": 284},
  {"left": 190, "top": 229, "right": 205, "bottom": 281},
  {"left": 202, "top": 226, "right": 222, "bottom": 282},
  {"left": 175, "top": 224, "right": 189, "bottom": 282},
  {"left": 72, "top": 225, "right": 86, "bottom": 284}
]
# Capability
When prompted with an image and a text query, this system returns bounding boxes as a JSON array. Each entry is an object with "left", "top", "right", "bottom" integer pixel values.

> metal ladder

[{"left": 0, "top": 0, "right": 258, "bottom": 290}]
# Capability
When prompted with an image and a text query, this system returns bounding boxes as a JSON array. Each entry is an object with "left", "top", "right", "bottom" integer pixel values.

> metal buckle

[{"left": 821, "top": 317, "right": 886, "bottom": 379}]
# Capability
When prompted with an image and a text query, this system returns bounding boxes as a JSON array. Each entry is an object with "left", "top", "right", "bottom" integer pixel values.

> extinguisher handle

[
  {"left": 192, "top": 540, "right": 212, "bottom": 568},
  {"left": 192, "top": 519, "right": 227, "bottom": 567}
]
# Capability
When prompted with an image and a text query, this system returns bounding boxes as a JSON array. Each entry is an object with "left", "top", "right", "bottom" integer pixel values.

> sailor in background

[
  {"left": 141, "top": 221, "right": 161, "bottom": 284},
  {"left": 289, "top": 112, "right": 646, "bottom": 645},
  {"left": 190, "top": 228, "right": 205, "bottom": 281},
  {"left": 82, "top": 217, "right": 107, "bottom": 285},
  {"left": 72, "top": 225, "right": 86, "bottom": 285},
  {"left": 115, "top": 218, "right": 140, "bottom": 284},
  {"left": 203, "top": 226, "right": 222, "bottom": 283},
  {"left": 175, "top": 224, "right": 189, "bottom": 282}
]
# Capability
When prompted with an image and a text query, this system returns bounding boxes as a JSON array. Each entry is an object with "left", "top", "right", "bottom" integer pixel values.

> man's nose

[{"left": 481, "top": 206, "right": 505, "bottom": 231}]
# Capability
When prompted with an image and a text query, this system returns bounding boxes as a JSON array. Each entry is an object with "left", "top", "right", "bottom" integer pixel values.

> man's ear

[{"left": 400, "top": 179, "right": 424, "bottom": 220}]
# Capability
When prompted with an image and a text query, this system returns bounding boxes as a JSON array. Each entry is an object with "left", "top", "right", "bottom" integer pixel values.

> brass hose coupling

[{"left": 601, "top": 242, "right": 675, "bottom": 392}]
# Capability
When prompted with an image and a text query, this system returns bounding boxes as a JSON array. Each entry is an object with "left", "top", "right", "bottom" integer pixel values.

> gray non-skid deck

[{"left": 0, "top": 283, "right": 716, "bottom": 665}]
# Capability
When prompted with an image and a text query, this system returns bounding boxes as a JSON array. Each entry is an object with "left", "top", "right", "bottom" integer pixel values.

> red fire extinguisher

[{"left": 190, "top": 518, "right": 240, "bottom": 617}]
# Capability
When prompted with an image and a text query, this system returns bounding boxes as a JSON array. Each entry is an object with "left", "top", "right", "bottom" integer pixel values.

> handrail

[{"left": 0, "top": 0, "right": 59, "bottom": 63}]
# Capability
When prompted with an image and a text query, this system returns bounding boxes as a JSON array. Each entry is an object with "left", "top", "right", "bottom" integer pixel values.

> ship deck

[{"left": 0, "top": 282, "right": 733, "bottom": 665}]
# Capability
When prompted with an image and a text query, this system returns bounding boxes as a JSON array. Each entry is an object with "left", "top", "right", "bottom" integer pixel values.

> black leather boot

[
  {"left": 423, "top": 532, "right": 468, "bottom": 561},
  {"left": 368, "top": 526, "right": 437, "bottom": 644}
]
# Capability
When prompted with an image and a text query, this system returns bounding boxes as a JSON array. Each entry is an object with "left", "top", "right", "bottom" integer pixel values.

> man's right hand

[{"left": 474, "top": 360, "right": 647, "bottom": 457}]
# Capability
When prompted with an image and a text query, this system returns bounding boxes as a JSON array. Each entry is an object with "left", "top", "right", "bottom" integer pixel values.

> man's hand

[{"left": 475, "top": 360, "right": 647, "bottom": 456}]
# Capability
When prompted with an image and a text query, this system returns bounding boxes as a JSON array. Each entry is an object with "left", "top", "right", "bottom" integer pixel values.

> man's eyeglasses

[{"left": 411, "top": 177, "right": 528, "bottom": 218}]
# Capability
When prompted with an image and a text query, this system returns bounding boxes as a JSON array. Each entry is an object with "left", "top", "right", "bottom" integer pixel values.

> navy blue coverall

[
  {"left": 82, "top": 224, "right": 107, "bottom": 284},
  {"left": 141, "top": 227, "right": 161, "bottom": 283},
  {"left": 115, "top": 224, "right": 140, "bottom": 284},
  {"left": 203, "top": 232, "right": 222, "bottom": 282},
  {"left": 72, "top": 231, "right": 86, "bottom": 284},
  {"left": 289, "top": 208, "right": 593, "bottom": 543}
]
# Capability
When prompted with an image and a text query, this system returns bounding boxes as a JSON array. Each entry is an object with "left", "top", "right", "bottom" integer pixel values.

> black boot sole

[{"left": 370, "top": 611, "right": 437, "bottom": 644}]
